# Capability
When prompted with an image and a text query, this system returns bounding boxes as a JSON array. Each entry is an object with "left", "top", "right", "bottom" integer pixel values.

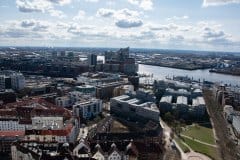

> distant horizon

[{"left": 0, "top": 45, "right": 239, "bottom": 54}]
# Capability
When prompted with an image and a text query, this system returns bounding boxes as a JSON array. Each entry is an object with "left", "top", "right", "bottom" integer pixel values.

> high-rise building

[
  {"left": 103, "top": 47, "right": 138, "bottom": 75},
  {"left": 88, "top": 54, "right": 97, "bottom": 66},
  {"left": 0, "top": 75, "right": 5, "bottom": 90},
  {"left": 10, "top": 73, "right": 25, "bottom": 91}
]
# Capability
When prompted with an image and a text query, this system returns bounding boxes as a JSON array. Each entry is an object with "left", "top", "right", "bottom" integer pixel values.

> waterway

[{"left": 138, "top": 64, "right": 240, "bottom": 86}]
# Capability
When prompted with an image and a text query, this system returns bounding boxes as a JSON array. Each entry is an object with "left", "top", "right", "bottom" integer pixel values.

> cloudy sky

[{"left": 0, "top": 0, "right": 240, "bottom": 52}]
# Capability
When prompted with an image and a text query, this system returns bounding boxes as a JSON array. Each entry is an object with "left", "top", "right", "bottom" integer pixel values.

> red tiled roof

[
  {"left": 31, "top": 108, "right": 71, "bottom": 119},
  {"left": 0, "top": 131, "right": 25, "bottom": 137},
  {"left": 0, "top": 109, "right": 17, "bottom": 117},
  {"left": 4, "top": 98, "right": 57, "bottom": 109}
]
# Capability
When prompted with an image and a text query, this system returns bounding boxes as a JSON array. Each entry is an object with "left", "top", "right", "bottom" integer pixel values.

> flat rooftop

[
  {"left": 160, "top": 96, "right": 172, "bottom": 103},
  {"left": 177, "top": 96, "right": 188, "bottom": 105}
]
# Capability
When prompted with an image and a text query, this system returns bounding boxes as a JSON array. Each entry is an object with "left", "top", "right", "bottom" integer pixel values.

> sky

[{"left": 0, "top": 0, "right": 240, "bottom": 52}]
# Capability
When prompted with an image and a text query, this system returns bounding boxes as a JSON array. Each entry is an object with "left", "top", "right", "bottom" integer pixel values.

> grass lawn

[
  {"left": 182, "top": 137, "right": 220, "bottom": 160},
  {"left": 182, "top": 124, "right": 216, "bottom": 145},
  {"left": 174, "top": 137, "right": 190, "bottom": 153}
]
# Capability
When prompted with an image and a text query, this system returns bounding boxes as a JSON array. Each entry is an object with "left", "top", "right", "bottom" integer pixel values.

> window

[
  {"left": 93, "top": 104, "right": 97, "bottom": 113},
  {"left": 117, "top": 103, "right": 122, "bottom": 108},
  {"left": 87, "top": 106, "right": 91, "bottom": 112},
  {"left": 130, "top": 108, "right": 136, "bottom": 112}
]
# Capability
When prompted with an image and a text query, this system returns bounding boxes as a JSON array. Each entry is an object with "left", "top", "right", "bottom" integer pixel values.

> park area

[
  {"left": 181, "top": 124, "right": 216, "bottom": 145},
  {"left": 175, "top": 124, "right": 221, "bottom": 160}
]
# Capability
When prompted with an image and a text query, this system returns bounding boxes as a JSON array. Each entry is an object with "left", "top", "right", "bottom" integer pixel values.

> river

[{"left": 138, "top": 64, "right": 240, "bottom": 86}]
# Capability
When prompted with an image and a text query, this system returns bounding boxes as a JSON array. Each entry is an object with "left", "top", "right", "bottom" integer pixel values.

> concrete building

[
  {"left": 103, "top": 47, "right": 138, "bottom": 75},
  {"left": 88, "top": 54, "right": 97, "bottom": 66},
  {"left": 223, "top": 105, "right": 234, "bottom": 122},
  {"left": 191, "top": 97, "right": 206, "bottom": 117},
  {"left": 176, "top": 96, "right": 188, "bottom": 111},
  {"left": 232, "top": 115, "right": 240, "bottom": 137},
  {"left": 159, "top": 95, "right": 173, "bottom": 113},
  {"left": 96, "top": 81, "right": 127, "bottom": 100},
  {"left": 10, "top": 72, "right": 25, "bottom": 90},
  {"left": 0, "top": 75, "right": 5, "bottom": 90},
  {"left": 77, "top": 72, "right": 121, "bottom": 86},
  {"left": 31, "top": 116, "right": 63, "bottom": 130},
  {"left": 73, "top": 98, "right": 102, "bottom": 119},
  {"left": 0, "top": 71, "right": 25, "bottom": 91},
  {"left": 113, "top": 85, "right": 134, "bottom": 97},
  {"left": 55, "top": 96, "right": 71, "bottom": 107},
  {"left": 75, "top": 85, "right": 96, "bottom": 96},
  {"left": 110, "top": 94, "right": 160, "bottom": 122}
]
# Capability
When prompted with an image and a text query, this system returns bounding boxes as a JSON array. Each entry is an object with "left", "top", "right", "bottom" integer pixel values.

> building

[
  {"left": 0, "top": 89, "right": 16, "bottom": 104},
  {"left": 77, "top": 72, "right": 121, "bottom": 85},
  {"left": 88, "top": 54, "right": 97, "bottom": 66},
  {"left": 232, "top": 115, "right": 240, "bottom": 137},
  {"left": 11, "top": 139, "right": 162, "bottom": 160},
  {"left": 96, "top": 81, "right": 127, "bottom": 100},
  {"left": 0, "top": 110, "right": 31, "bottom": 131},
  {"left": 110, "top": 94, "right": 160, "bottom": 122},
  {"left": 176, "top": 96, "right": 189, "bottom": 115},
  {"left": 75, "top": 85, "right": 96, "bottom": 96},
  {"left": 24, "top": 122, "right": 79, "bottom": 143},
  {"left": 113, "top": 85, "right": 134, "bottom": 97},
  {"left": 223, "top": 105, "right": 234, "bottom": 122},
  {"left": 10, "top": 72, "right": 25, "bottom": 90},
  {"left": 0, "top": 70, "right": 25, "bottom": 91},
  {"left": 31, "top": 116, "right": 64, "bottom": 129},
  {"left": 0, "top": 131, "right": 25, "bottom": 154},
  {"left": 103, "top": 47, "right": 138, "bottom": 75},
  {"left": 55, "top": 90, "right": 90, "bottom": 107},
  {"left": 55, "top": 96, "right": 71, "bottom": 107},
  {"left": 73, "top": 98, "right": 102, "bottom": 119},
  {"left": 0, "top": 75, "right": 5, "bottom": 90},
  {"left": 191, "top": 97, "right": 206, "bottom": 117},
  {"left": 0, "top": 97, "right": 76, "bottom": 149},
  {"left": 159, "top": 95, "right": 173, "bottom": 113}
]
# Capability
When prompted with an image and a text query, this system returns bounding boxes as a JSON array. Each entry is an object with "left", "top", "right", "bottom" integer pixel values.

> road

[{"left": 203, "top": 89, "right": 240, "bottom": 160}]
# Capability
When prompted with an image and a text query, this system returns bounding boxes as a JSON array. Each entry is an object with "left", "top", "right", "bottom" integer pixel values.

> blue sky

[{"left": 0, "top": 0, "right": 240, "bottom": 52}]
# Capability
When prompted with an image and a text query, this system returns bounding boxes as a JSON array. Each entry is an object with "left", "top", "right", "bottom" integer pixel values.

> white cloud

[
  {"left": 85, "top": 0, "right": 99, "bottom": 2},
  {"left": 16, "top": 0, "right": 68, "bottom": 18},
  {"left": 166, "top": 15, "right": 189, "bottom": 21},
  {"left": 0, "top": 18, "right": 239, "bottom": 51},
  {"left": 127, "top": 0, "right": 153, "bottom": 10},
  {"left": 16, "top": 0, "right": 52, "bottom": 12},
  {"left": 73, "top": 10, "right": 86, "bottom": 20},
  {"left": 96, "top": 8, "right": 143, "bottom": 28},
  {"left": 21, "top": 19, "right": 35, "bottom": 27},
  {"left": 203, "top": 0, "right": 240, "bottom": 7},
  {"left": 47, "top": 0, "right": 71, "bottom": 5},
  {"left": 96, "top": 8, "right": 115, "bottom": 17},
  {"left": 48, "top": 9, "right": 67, "bottom": 18},
  {"left": 115, "top": 19, "right": 143, "bottom": 28}
]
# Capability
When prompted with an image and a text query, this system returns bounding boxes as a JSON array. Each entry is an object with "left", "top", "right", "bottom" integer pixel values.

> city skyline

[{"left": 0, "top": 0, "right": 240, "bottom": 52}]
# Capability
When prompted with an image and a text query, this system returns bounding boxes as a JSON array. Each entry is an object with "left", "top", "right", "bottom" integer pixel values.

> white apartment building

[
  {"left": 11, "top": 73, "right": 25, "bottom": 90},
  {"left": 110, "top": 94, "right": 160, "bottom": 122},
  {"left": 73, "top": 98, "right": 102, "bottom": 119},
  {"left": 31, "top": 116, "right": 63, "bottom": 129},
  {"left": 55, "top": 96, "right": 71, "bottom": 107},
  {"left": 0, "top": 119, "right": 31, "bottom": 131}
]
